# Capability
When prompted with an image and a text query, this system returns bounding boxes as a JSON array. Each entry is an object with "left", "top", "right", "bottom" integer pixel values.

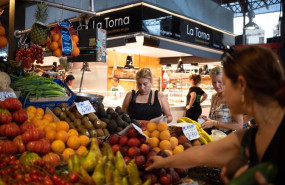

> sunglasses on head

[{"left": 221, "top": 45, "right": 235, "bottom": 64}]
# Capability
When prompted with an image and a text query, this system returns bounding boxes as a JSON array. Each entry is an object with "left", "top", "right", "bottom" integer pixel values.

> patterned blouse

[{"left": 209, "top": 93, "right": 234, "bottom": 133}]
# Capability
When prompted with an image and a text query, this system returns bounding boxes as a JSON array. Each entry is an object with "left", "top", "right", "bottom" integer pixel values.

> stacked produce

[
  {"left": 143, "top": 121, "right": 184, "bottom": 155},
  {"left": 0, "top": 23, "right": 8, "bottom": 49},
  {"left": 0, "top": 61, "right": 25, "bottom": 77},
  {"left": 68, "top": 137, "right": 149, "bottom": 185},
  {"left": 176, "top": 117, "right": 213, "bottom": 144},
  {"left": 0, "top": 71, "right": 15, "bottom": 92},
  {"left": 15, "top": 45, "right": 44, "bottom": 68}
]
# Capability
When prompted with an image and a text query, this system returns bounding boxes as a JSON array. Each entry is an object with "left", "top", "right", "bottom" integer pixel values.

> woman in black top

[
  {"left": 122, "top": 68, "right": 173, "bottom": 123},
  {"left": 146, "top": 46, "right": 285, "bottom": 185},
  {"left": 186, "top": 74, "right": 208, "bottom": 121}
]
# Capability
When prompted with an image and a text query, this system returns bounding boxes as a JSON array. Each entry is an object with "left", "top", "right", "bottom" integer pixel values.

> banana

[
  {"left": 201, "top": 130, "right": 213, "bottom": 142},
  {"left": 177, "top": 118, "right": 186, "bottom": 123},
  {"left": 199, "top": 136, "right": 208, "bottom": 144}
]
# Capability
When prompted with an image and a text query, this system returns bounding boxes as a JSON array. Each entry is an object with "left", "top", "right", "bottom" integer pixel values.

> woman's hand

[
  {"left": 200, "top": 115, "right": 208, "bottom": 121},
  {"left": 201, "top": 120, "right": 218, "bottom": 129},
  {"left": 186, "top": 105, "right": 191, "bottom": 110},
  {"left": 145, "top": 156, "right": 165, "bottom": 171}
]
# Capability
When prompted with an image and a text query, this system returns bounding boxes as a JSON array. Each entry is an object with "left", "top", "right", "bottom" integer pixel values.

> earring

[{"left": 241, "top": 94, "right": 244, "bottom": 103}]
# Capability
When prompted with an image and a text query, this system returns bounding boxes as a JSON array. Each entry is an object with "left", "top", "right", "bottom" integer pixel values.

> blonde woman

[{"left": 122, "top": 68, "right": 173, "bottom": 123}]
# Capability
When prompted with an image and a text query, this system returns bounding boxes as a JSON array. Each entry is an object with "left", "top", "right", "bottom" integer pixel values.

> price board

[
  {"left": 182, "top": 124, "right": 200, "bottom": 141},
  {"left": 75, "top": 100, "right": 95, "bottom": 115}
]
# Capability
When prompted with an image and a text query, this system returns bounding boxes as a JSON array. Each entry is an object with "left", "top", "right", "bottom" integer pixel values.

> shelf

[{"left": 108, "top": 65, "right": 139, "bottom": 69}]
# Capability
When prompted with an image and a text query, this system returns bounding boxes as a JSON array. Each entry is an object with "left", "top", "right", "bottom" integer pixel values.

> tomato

[
  {"left": 20, "top": 121, "right": 36, "bottom": 134},
  {"left": 22, "top": 128, "right": 45, "bottom": 144},
  {"left": 69, "top": 172, "right": 79, "bottom": 183},
  {"left": 0, "top": 141, "right": 18, "bottom": 154},
  {"left": 13, "top": 109, "right": 28, "bottom": 124},
  {"left": 26, "top": 138, "right": 50, "bottom": 154},
  {"left": 42, "top": 152, "right": 60, "bottom": 167},
  {"left": 2, "top": 98, "right": 22, "bottom": 111},
  {"left": 0, "top": 123, "right": 21, "bottom": 138},
  {"left": 0, "top": 108, "right": 12, "bottom": 124}
]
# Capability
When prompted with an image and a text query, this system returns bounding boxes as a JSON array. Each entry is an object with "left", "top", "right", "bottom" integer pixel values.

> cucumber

[{"left": 228, "top": 162, "right": 278, "bottom": 185}]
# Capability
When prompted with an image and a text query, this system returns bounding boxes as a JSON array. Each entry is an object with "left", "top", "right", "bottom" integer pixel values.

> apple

[
  {"left": 127, "top": 127, "right": 139, "bottom": 138},
  {"left": 156, "top": 168, "right": 167, "bottom": 177},
  {"left": 124, "top": 156, "right": 131, "bottom": 164},
  {"left": 169, "top": 168, "right": 181, "bottom": 184},
  {"left": 120, "top": 145, "right": 129, "bottom": 156},
  {"left": 178, "top": 135, "right": 188, "bottom": 145},
  {"left": 128, "top": 147, "right": 140, "bottom": 157},
  {"left": 157, "top": 150, "right": 169, "bottom": 158},
  {"left": 159, "top": 174, "right": 172, "bottom": 185},
  {"left": 138, "top": 134, "right": 146, "bottom": 144},
  {"left": 119, "top": 136, "right": 129, "bottom": 146},
  {"left": 175, "top": 168, "right": 188, "bottom": 178},
  {"left": 143, "top": 173, "right": 157, "bottom": 185},
  {"left": 111, "top": 144, "right": 120, "bottom": 154},
  {"left": 109, "top": 134, "right": 120, "bottom": 145},
  {"left": 140, "top": 144, "right": 150, "bottom": 155},
  {"left": 135, "top": 155, "right": 146, "bottom": 166},
  {"left": 127, "top": 138, "right": 140, "bottom": 147}
]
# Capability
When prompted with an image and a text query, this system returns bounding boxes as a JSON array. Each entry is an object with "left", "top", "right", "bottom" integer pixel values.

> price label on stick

[
  {"left": 182, "top": 124, "right": 200, "bottom": 141},
  {"left": 75, "top": 100, "right": 95, "bottom": 116}
]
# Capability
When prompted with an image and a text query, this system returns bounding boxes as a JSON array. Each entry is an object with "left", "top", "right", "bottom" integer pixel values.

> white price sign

[
  {"left": 75, "top": 100, "right": 95, "bottom": 116},
  {"left": 182, "top": 124, "right": 200, "bottom": 141},
  {"left": 0, "top": 92, "right": 17, "bottom": 101}
]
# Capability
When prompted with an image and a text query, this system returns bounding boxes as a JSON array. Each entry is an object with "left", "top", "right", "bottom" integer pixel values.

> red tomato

[
  {"left": 0, "top": 123, "right": 21, "bottom": 138},
  {"left": 2, "top": 98, "right": 22, "bottom": 111},
  {"left": 0, "top": 108, "right": 12, "bottom": 124},
  {"left": 13, "top": 109, "right": 28, "bottom": 124}
]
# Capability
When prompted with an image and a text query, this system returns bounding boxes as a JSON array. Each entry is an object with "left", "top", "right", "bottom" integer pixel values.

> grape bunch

[{"left": 16, "top": 45, "right": 44, "bottom": 69}]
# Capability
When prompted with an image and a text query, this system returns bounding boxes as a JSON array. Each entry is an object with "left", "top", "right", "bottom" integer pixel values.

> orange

[
  {"left": 27, "top": 112, "right": 35, "bottom": 122},
  {"left": 72, "top": 40, "right": 77, "bottom": 48},
  {"left": 43, "top": 114, "right": 53, "bottom": 123},
  {"left": 0, "top": 25, "right": 5, "bottom": 35},
  {"left": 67, "top": 135, "right": 81, "bottom": 150},
  {"left": 62, "top": 148, "right": 75, "bottom": 161},
  {"left": 0, "top": 36, "right": 7, "bottom": 48},
  {"left": 71, "top": 35, "right": 79, "bottom": 43},
  {"left": 159, "top": 140, "right": 172, "bottom": 150},
  {"left": 68, "top": 129, "right": 79, "bottom": 137},
  {"left": 142, "top": 130, "right": 150, "bottom": 137},
  {"left": 159, "top": 130, "right": 171, "bottom": 141},
  {"left": 53, "top": 48, "right": 62, "bottom": 57},
  {"left": 157, "top": 122, "right": 168, "bottom": 132},
  {"left": 150, "top": 130, "right": 160, "bottom": 138},
  {"left": 56, "top": 121, "right": 69, "bottom": 132},
  {"left": 55, "top": 130, "right": 69, "bottom": 143},
  {"left": 177, "top": 144, "right": 184, "bottom": 151},
  {"left": 152, "top": 147, "right": 161, "bottom": 153},
  {"left": 76, "top": 146, "right": 87, "bottom": 157},
  {"left": 52, "top": 33, "right": 60, "bottom": 42},
  {"left": 79, "top": 135, "right": 90, "bottom": 146},
  {"left": 51, "top": 140, "right": 65, "bottom": 154},
  {"left": 33, "top": 119, "right": 44, "bottom": 128},
  {"left": 26, "top": 106, "right": 37, "bottom": 114},
  {"left": 169, "top": 137, "right": 178, "bottom": 149},
  {"left": 147, "top": 137, "right": 159, "bottom": 148},
  {"left": 173, "top": 145, "right": 184, "bottom": 155},
  {"left": 44, "top": 124, "right": 56, "bottom": 133},
  {"left": 42, "top": 119, "right": 49, "bottom": 126},
  {"left": 71, "top": 46, "right": 80, "bottom": 57},
  {"left": 50, "top": 41, "right": 59, "bottom": 51},
  {"left": 32, "top": 114, "right": 43, "bottom": 122},
  {"left": 147, "top": 122, "right": 157, "bottom": 133},
  {"left": 36, "top": 108, "right": 45, "bottom": 116},
  {"left": 46, "top": 130, "right": 57, "bottom": 142},
  {"left": 58, "top": 39, "right": 62, "bottom": 47}
]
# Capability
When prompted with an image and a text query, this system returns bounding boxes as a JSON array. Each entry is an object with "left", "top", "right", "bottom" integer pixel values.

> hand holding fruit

[
  {"left": 145, "top": 155, "right": 165, "bottom": 171},
  {"left": 201, "top": 119, "right": 219, "bottom": 129}
]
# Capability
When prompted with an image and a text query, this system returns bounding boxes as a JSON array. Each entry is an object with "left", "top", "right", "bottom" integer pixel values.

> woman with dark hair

[
  {"left": 185, "top": 74, "right": 208, "bottom": 121},
  {"left": 64, "top": 75, "right": 75, "bottom": 88},
  {"left": 146, "top": 46, "right": 285, "bottom": 185}
]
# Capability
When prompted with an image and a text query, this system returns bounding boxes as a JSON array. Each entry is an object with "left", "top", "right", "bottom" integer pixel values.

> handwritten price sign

[
  {"left": 0, "top": 92, "right": 17, "bottom": 101},
  {"left": 182, "top": 124, "right": 200, "bottom": 141},
  {"left": 75, "top": 100, "right": 95, "bottom": 116}
]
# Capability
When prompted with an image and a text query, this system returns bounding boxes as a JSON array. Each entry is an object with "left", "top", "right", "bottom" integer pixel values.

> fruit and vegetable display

[
  {"left": 15, "top": 45, "right": 44, "bottom": 68},
  {"left": 0, "top": 71, "right": 15, "bottom": 92},
  {"left": 0, "top": 23, "right": 8, "bottom": 49}
]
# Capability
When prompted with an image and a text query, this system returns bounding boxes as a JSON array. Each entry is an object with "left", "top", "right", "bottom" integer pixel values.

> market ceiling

[{"left": 212, "top": 0, "right": 281, "bottom": 13}]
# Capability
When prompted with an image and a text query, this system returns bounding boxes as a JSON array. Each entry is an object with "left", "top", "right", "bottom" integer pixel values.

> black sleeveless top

[
  {"left": 240, "top": 115, "right": 285, "bottom": 184},
  {"left": 127, "top": 90, "right": 163, "bottom": 121}
]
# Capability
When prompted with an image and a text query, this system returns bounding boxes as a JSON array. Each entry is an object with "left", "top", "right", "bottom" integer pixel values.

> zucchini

[{"left": 228, "top": 162, "right": 278, "bottom": 185}]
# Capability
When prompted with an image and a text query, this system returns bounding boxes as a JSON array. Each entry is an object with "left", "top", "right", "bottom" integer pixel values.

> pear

[
  {"left": 92, "top": 156, "right": 106, "bottom": 185},
  {"left": 105, "top": 160, "right": 114, "bottom": 184},
  {"left": 113, "top": 169, "right": 123, "bottom": 185},
  {"left": 79, "top": 166, "right": 92, "bottom": 180},
  {"left": 122, "top": 177, "right": 129, "bottom": 185},
  {"left": 72, "top": 154, "right": 80, "bottom": 173},
  {"left": 91, "top": 138, "right": 102, "bottom": 158},
  {"left": 102, "top": 142, "right": 114, "bottom": 163},
  {"left": 127, "top": 159, "right": 142, "bottom": 185},
  {"left": 115, "top": 151, "right": 128, "bottom": 177},
  {"left": 68, "top": 158, "right": 73, "bottom": 172},
  {"left": 82, "top": 138, "right": 97, "bottom": 173}
]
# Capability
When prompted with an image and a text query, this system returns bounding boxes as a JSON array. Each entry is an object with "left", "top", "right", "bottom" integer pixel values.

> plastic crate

[{"left": 19, "top": 95, "right": 77, "bottom": 110}]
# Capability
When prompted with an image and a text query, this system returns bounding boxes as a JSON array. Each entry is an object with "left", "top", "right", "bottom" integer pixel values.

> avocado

[
  {"left": 96, "top": 129, "right": 105, "bottom": 137},
  {"left": 100, "top": 118, "right": 110, "bottom": 124},
  {"left": 116, "top": 127, "right": 123, "bottom": 132},
  {"left": 107, "top": 119, "right": 118, "bottom": 134},
  {"left": 106, "top": 114, "right": 112, "bottom": 120},
  {"left": 88, "top": 113, "right": 98, "bottom": 122},
  {"left": 111, "top": 112, "right": 119, "bottom": 119},
  {"left": 93, "top": 103, "right": 99, "bottom": 113},
  {"left": 115, "top": 106, "right": 123, "bottom": 115},
  {"left": 97, "top": 107, "right": 107, "bottom": 119},
  {"left": 52, "top": 107, "right": 62, "bottom": 116},
  {"left": 116, "top": 117, "right": 125, "bottom": 128},
  {"left": 89, "top": 129, "right": 97, "bottom": 137},
  {"left": 122, "top": 113, "right": 131, "bottom": 123},
  {"left": 93, "top": 119, "right": 102, "bottom": 129},
  {"left": 123, "top": 121, "right": 129, "bottom": 129},
  {"left": 96, "top": 102, "right": 104, "bottom": 109},
  {"left": 106, "top": 107, "right": 115, "bottom": 115},
  {"left": 69, "top": 113, "right": 76, "bottom": 121}
]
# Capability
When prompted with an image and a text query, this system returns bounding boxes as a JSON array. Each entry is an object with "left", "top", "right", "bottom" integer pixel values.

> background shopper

[
  {"left": 185, "top": 74, "right": 208, "bottom": 121},
  {"left": 146, "top": 46, "right": 285, "bottom": 185},
  {"left": 111, "top": 77, "right": 125, "bottom": 92},
  {"left": 201, "top": 66, "right": 243, "bottom": 134},
  {"left": 122, "top": 68, "right": 173, "bottom": 123}
]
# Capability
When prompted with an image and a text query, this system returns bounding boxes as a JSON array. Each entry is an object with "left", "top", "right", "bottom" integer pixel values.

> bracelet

[{"left": 215, "top": 121, "right": 219, "bottom": 127}]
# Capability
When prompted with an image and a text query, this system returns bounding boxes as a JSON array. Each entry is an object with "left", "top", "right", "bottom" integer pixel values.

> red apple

[
  {"left": 175, "top": 168, "right": 188, "bottom": 178},
  {"left": 157, "top": 150, "right": 169, "bottom": 158},
  {"left": 120, "top": 145, "right": 129, "bottom": 156},
  {"left": 124, "top": 156, "right": 131, "bottom": 164},
  {"left": 120, "top": 136, "right": 129, "bottom": 146},
  {"left": 127, "top": 138, "right": 140, "bottom": 147},
  {"left": 128, "top": 147, "right": 140, "bottom": 157},
  {"left": 109, "top": 134, "right": 120, "bottom": 145},
  {"left": 111, "top": 144, "right": 120, "bottom": 154},
  {"left": 127, "top": 127, "right": 139, "bottom": 138},
  {"left": 156, "top": 168, "right": 167, "bottom": 177},
  {"left": 135, "top": 155, "right": 146, "bottom": 166},
  {"left": 138, "top": 134, "right": 146, "bottom": 144},
  {"left": 147, "top": 150, "right": 157, "bottom": 160},
  {"left": 159, "top": 174, "right": 172, "bottom": 185},
  {"left": 143, "top": 173, "right": 157, "bottom": 185},
  {"left": 140, "top": 144, "right": 150, "bottom": 156}
]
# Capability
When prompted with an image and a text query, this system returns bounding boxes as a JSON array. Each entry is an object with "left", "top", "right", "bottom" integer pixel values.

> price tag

[
  {"left": 182, "top": 124, "right": 200, "bottom": 141},
  {"left": 75, "top": 100, "right": 95, "bottom": 116},
  {"left": 0, "top": 92, "right": 17, "bottom": 101}
]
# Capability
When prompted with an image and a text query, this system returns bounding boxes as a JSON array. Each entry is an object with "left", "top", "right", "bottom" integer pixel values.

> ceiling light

[{"left": 244, "top": 10, "right": 259, "bottom": 30}]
